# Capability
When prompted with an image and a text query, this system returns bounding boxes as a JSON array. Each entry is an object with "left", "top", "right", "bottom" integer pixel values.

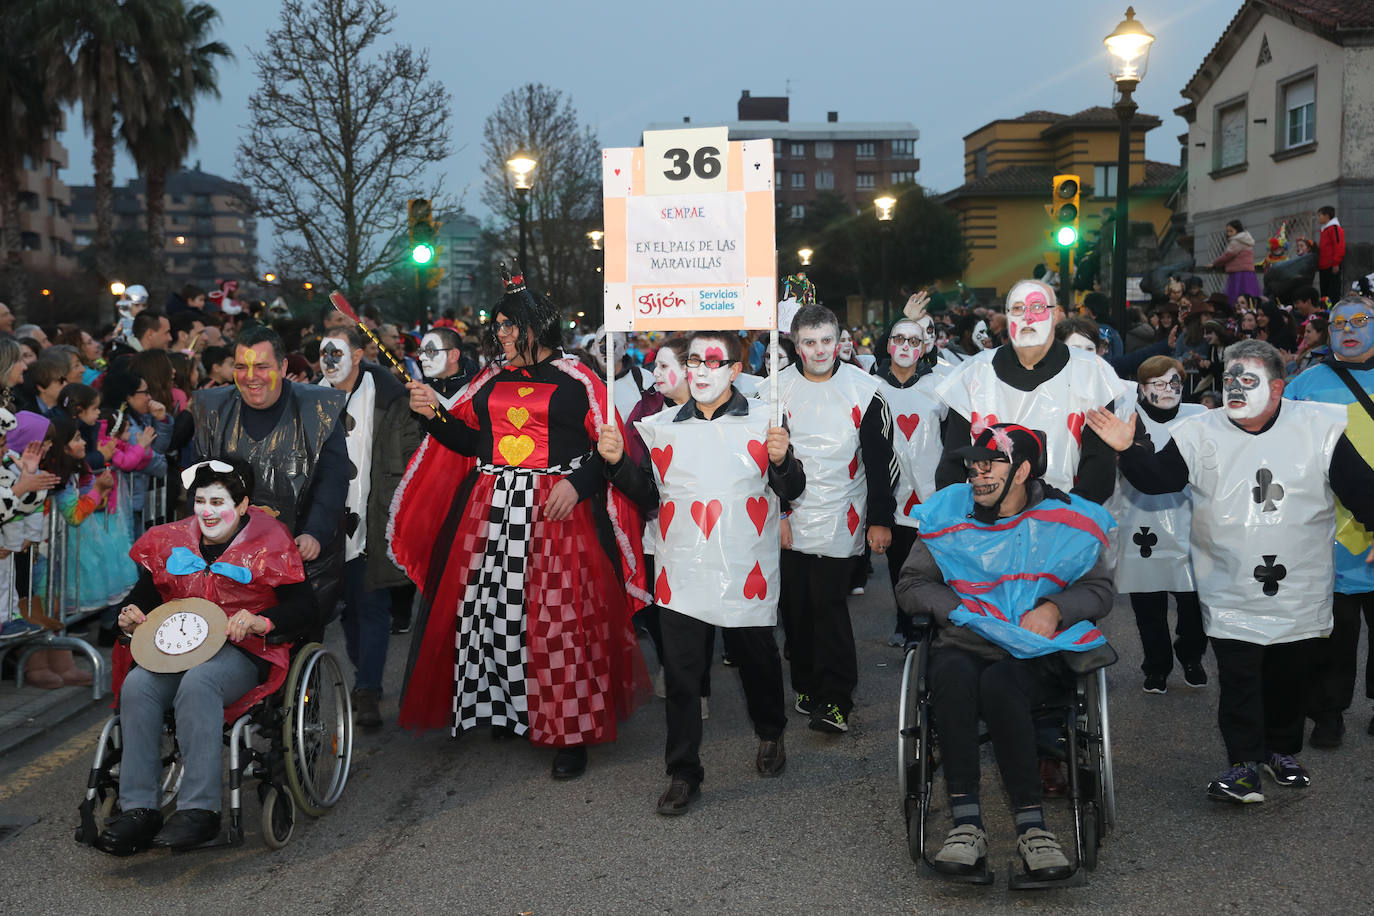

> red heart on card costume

[
  {"left": 746, "top": 497, "right": 768, "bottom": 535},
  {"left": 897, "top": 413, "right": 921, "bottom": 440},
  {"left": 651, "top": 445, "right": 673, "bottom": 481},
  {"left": 655, "top": 568, "right": 671, "bottom": 604},
  {"left": 659, "top": 502, "right": 675, "bottom": 540},
  {"left": 904, "top": 492, "right": 920, "bottom": 516},
  {"left": 848, "top": 454, "right": 859, "bottom": 480},
  {"left": 847, "top": 504, "right": 861, "bottom": 535},
  {"left": 1067, "top": 412, "right": 1085, "bottom": 447},
  {"left": 747, "top": 440, "right": 768, "bottom": 476},
  {"left": 691, "top": 500, "right": 723, "bottom": 539},
  {"left": 851, "top": 405, "right": 862, "bottom": 428},
  {"left": 743, "top": 562, "right": 767, "bottom": 600}
]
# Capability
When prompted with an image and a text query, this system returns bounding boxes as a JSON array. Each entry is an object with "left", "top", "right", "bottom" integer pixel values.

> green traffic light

[
  {"left": 1055, "top": 225, "right": 1079, "bottom": 247},
  {"left": 411, "top": 243, "right": 435, "bottom": 265}
]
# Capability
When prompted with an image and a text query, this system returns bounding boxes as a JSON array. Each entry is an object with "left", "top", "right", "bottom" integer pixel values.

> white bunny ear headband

[{"left": 180, "top": 459, "right": 234, "bottom": 490}]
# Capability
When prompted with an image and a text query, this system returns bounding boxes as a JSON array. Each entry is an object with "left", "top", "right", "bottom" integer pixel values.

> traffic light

[
  {"left": 408, "top": 198, "right": 436, "bottom": 265},
  {"left": 1050, "top": 174, "right": 1080, "bottom": 248}
]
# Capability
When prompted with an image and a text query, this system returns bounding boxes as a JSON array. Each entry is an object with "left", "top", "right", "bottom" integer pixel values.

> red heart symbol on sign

[
  {"left": 847, "top": 504, "right": 861, "bottom": 535},
  {"left": 897, "top": 413, "right": 920, "bottom": 440},
  {"left": 851, "top": 406, "right": 862, "bottom": 428},
  {"left": 746, "top": 440, "right": 768, "bottom": 476},
  {"left": 743, "top": 561, "right": 768, "bottom": 600},
  {"left": 655, "top": 568, "right": 671, "bottom": 604},
  {"left": 691, "top": 500, "right": 723, "bottom": 540},
  {"left": 651, "top": 445, "right": 673, "bottom": 481},
  {"left": 746, "top": 496, "right": 768, "bottom": 535},
  {"left": 1067, "top": 412, "right": 1085, "bottom": 447},
  {"left": 659, "top": 502, "right": 675, "bottom": 540},
  {"left": 614, "top": 168, "right": 621, "bottom": 176}
]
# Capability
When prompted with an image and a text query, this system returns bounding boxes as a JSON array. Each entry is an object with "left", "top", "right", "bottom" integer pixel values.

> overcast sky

[{"left": 59, "top": 0, "right": 1241, "bottom": 251}]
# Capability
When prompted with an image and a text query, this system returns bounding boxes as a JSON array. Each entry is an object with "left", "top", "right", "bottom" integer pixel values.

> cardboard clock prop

[{"left": 130, "top": 597, "right": 228, "bottom": 673}]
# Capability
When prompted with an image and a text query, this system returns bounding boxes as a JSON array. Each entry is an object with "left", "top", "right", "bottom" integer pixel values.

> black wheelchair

[
  {"left": 896, "top": 614, "right": 1117, "bottom": 888},
  {"left": 75, "top": 640, "right": 353, "bottom": 851}
]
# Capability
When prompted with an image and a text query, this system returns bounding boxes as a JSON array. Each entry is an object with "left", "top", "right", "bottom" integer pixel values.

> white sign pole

[
  {"left": 770, "top": 327, "right": 780, "bottom": 427},
  {"left": 606, "top": 335, "right": 615, "bottom": 425}
]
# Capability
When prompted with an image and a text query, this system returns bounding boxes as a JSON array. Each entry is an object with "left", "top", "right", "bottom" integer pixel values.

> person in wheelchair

[
  {"left": 895, "top": 423, "right": 1114, "bottom": 881},
  {"left": 94, "top": 459, "right": 312, "bottom": 856}
]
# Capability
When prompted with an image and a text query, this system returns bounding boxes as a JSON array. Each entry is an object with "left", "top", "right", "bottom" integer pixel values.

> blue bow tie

[{"left": 166, "top": 546, "right": 253, "bottom": 584}]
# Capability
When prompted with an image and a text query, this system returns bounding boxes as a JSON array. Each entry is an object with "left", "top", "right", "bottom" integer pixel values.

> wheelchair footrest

[
  {"left": 1006, "top": 860, "right": 1085, "bottom": 890},
  {"left": 168, "top": 830, "right": 244, "bottom": 853},
  {"left": 916, "top": 857, "right": 996, "bottom": 886}
]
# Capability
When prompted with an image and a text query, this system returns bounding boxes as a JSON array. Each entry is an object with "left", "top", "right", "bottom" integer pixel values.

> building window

[
  {"left": 18, "top": 192, "right": 38, "bottom": 212},
  {"left": 171, "top": 194, "right": 184, "bottom": 204},
  {"left": 172, "top": 214, "right": 186, "bottom": 225},
  {"left": 1282, "top": 76, "right": 1315, "bottom": 149},
  {"left": 20, "top": 232, "right": 41, "bottom": 251},
  {"left": 775, "top": 170, "right": 783, "bottom": 187},
  {"left": 1093, "top": 164, "right": 1119, "bottom": 198},
  {"left": 856, "top": 142, "right": 876, "bottom": 159},
  {"left": 856, "top": 173, "right": 876, "bottom": 190},
  {"left": 790, "top": 204, "right": 805, "bottom": 220},
  {"left": 48, "top": 160, "right": 58, "bottom": 177},
  {"left": 815, "top": 171, "right": 835, "bottom": 190},
  {"left": 790, "top": 142, "right": 806, "bottom": 158},
  {"left": 74, "top": 233, "right": 91, "bottom": 247},
  {"left": 48, "top": 198, "right": 59, "bottom": 216},
  {"left": 975, "top": 149, "right": 988, "bottom": 178},
  {"left": 814, "top": 141, "right": 834, "bottom": 159},
  {"left": 891, "top": 139, "right": 915, "bottom": 158},
  {"left": 1214, "top": 99, "right": 1247, "bottom": 171},
  {"left": 891, "top": 171, "right": 917, "bottom": 185},
  {"left": 790, "top": 172, "right": 806, "bottom": 189}
]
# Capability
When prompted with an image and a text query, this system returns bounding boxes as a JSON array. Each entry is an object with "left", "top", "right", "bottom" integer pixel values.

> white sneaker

[
  {"left": 932, "top": 824, "right": 988, "bottom": 874},
  {"left": 700, "top": 697, "right": 709, "bottom": 720},
  {"left": 653, "top": 668, "right": 666, "bottom": 699},
  {"left": 850, "top": 586, "right": 865, "bottom": 596}
]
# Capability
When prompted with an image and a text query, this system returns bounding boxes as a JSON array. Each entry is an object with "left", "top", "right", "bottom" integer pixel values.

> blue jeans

[
  {"left": 119, "top": 644, "right": 259, "bottom": 812},
  {"left": 341, "top": 557, "right": 391, "bottom": 694}
]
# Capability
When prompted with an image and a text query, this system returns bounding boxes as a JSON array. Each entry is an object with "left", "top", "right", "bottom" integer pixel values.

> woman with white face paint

[
  {"left": 1108, "top": 356, "right": 1209, "bottom": 696},
  {"left": 1088, "top": 338, "right": 1374, "bottom": 805},
  {"left": 97, "top": 459, "right": 315, "bottom": 856}
]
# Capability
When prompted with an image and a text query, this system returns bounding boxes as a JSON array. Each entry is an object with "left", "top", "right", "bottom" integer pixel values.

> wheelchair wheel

[
  {"left": 897, "top": 639, "right": 933, "bottom": 865},
  {"left": 1087, "top": 668, "right": 1116, "bottom": 831},
  {"left": 259, "top": 784, "right": 295, "bottom": 850},
  {"left": 92, "top": 723, "right": 182, "bottom": 827},
  {"left": 1080, "top": 801, "right": 1100, "bottom": 871},
  {"left": 283, "top": 645, "right": 353, "bottom": 817}
]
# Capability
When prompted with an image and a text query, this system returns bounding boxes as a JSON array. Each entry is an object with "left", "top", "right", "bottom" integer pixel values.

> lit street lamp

[
  {"left": 798, "top": 247, "right": 813, "bottom": 267},
  {"left": 875, "top": 195, "right": 897, "bottom": 325},
  {"left": 1104, "top": 5, "right": 1154, "bottom": 333},
  {"left": 586, "top": 229, "right": 604, "bottom": 251},
  {"left": 263, "top": 272, "right": 277, "bottom": 283},
  {"left": 110, "top": 281, "right": 126, "bottom": 297},
  {"left": 507, "top": 151, "right": 538, "bottom": 273}
]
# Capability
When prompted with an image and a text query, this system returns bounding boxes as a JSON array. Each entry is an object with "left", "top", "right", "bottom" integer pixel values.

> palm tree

[
  {"left": 120, "top": 1, "right": 232, "bottom": 302},
  {"left": 0, "top": 5, "right": 65, "bottom": 311}
]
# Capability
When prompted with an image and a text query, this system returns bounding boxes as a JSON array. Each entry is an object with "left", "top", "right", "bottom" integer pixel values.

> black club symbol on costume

[
  {"left": 1252, "top": 468, "right": 1284, "bottom": 512},
  {"left": 1133, "top": 527, "right": 1158, "bottom": 558},
  {"left": 1254, "top": 554, "right": 1287, "bottom": 596}
]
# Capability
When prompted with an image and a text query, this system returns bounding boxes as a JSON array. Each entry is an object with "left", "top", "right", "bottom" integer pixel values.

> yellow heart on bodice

[
  {"left": 507, "top": 406, "right": 530, "bottom": 429},
  {"left": 517, "top": 386, "right": 535, "bottom": 397},
  {"left": 497, "top": 434, "right": 535, "bottom": 466}
]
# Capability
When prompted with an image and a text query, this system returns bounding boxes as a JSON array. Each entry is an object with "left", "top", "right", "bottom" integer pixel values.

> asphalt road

[{"left": 1, "top": 560, "right": 1371, "bottom": 915}]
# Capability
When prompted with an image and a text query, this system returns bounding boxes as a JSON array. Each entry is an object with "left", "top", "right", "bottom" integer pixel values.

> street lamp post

[
  {"left": 1104, "top": 6, "right": 1154, "bottom": 334},
  {"left": 507, "top": 151, "right": 538, "bottom": 274},
  {"left": 875, "top": 195, "right": 897, "bottom": 326},
  {"left": 798, "top": 247, "right": 813, "bottom": 267}
]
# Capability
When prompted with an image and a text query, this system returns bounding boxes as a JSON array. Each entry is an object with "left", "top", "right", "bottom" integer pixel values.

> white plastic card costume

[
  {"left": 733, "top": 372, "right": 763, "bottom": 400},
  {"left": 1110, "top": 403, "right": 1207, "bottom": 593},
  {"left": 934, "top": 347, "right": 1134, "bottom": 494},
  {"left": 881, "top": 374, "right": 947, "bottom": 525},
  {"left": 1171, "top": 399, "right": 1346, "bottom": 644},
  {"left": 615, "top": 368, "right": 652, "bottom": 423},
  {"left": 777, "top": 362, "right": 882, "bottom": 558},
  {"left": 635, "top": 399, "right": 780, "bottom": 628}
]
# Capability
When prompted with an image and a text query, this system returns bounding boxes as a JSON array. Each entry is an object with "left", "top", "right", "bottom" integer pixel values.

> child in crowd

[{"left": 59, "top": 383, "right": 110, "bottom": 471}]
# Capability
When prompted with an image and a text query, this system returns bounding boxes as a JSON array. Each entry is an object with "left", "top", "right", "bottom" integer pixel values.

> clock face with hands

[{"left": 153, "top": 611, "right": 210, "bottom": 655}]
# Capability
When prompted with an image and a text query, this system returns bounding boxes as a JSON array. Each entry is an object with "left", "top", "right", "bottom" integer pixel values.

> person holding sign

[
  {"left": 598, "top": 330, "right": 803, "bottom": 815},
  {"left": 96, "top": 459, "right": 311, "bottom": 855},
  {"left": 393, "top": 269, "right": 649, "bottom": 781},
  {"left": 776, "top": 304, "right": 897, "bottom": 734}
]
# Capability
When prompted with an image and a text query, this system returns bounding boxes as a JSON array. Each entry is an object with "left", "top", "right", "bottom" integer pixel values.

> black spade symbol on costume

[
  {"left": 1133, "top": 526, "right": 1158, "bottom": 558},
  {"left": 1252, "top": 468, "right": 1284, "bottom": 512},
  {"left": 1254, "top": 554, "right": 1287, "bottom": 596}
]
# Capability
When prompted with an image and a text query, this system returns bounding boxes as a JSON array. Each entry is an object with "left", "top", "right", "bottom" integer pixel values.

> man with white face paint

[
  {"left": 416, "top": 326, "right": 470, "bottom": 410},
  {"left": 880, "top": 294, "right": 948, "bottom": 645},
  {"left": 934, "top": 279, "right": 1132, "bottom": 506},
  {"left": 1286, "top": 294, "right": 1374, "bottom": 745},
  {"left": 599, "top": 331, "right": 802, "bottom": 815},
  {"left": 1108, "top": 356, "right": 1209, "bottom": 695},
  {"left": 775, "top": 304, "right": 897, "bottom": 733},
  {"left": 1089, "top": 338, "right": 1374, "bottom": 804},
  {"left": 319, "top": 328, "right": 424, "bottom": 729},
  {"left": 594, "top": 326, "right": 654, "bottom": 422}
]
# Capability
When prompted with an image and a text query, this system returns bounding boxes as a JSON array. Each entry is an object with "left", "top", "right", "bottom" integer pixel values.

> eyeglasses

[
  {"left": 1145, "top": 378, "right": 1183, "bottom": 392},
  {"left": 1007, "top": 303, "right": 1050, "bottom": 318},
  {"left": 889, "top": 334, "right": 918, "bottom": 346},
  {"left": 965, "top": 458, "right": 1009, "bottom": 475},
  {"left": 1331, "top": 314, "right": 1372, "bottom": 331},
  {"left": 420, "top": 345, "right": 455, "bottom": 357},
  {"left": 685, "top": 356, "right": 736, "bottom": 370},
  {"left": 131, "top": 386, "right": 150, "bottom": 396},
  {"left": 493, "top": 319, "right": 518, "bottom": 334}
]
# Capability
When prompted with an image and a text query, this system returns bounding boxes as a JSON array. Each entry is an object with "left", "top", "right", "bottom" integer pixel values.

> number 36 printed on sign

[{"left": 644, "top": 126, "right": 729, "bottom": 197}]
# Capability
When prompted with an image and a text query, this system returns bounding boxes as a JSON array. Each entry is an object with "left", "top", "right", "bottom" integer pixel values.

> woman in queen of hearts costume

[
  {"left": 1110, "top": 356, "right": 1209, "bottom": 695},
  {"left": 392, "top": 267, "right": 649, "bottom": 780}
]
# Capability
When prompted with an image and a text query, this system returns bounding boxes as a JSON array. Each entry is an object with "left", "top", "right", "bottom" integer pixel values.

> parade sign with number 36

[{"left": 602, "top": 127, "right": 776, "bottom": 331}]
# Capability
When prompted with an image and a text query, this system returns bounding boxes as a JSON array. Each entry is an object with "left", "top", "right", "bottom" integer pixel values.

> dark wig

[
  {"left": 186, "top": 457, "right": 255, "bottom": 507},
  {"left": 482, "top": 264, "right": 563, "bottom": 364}
]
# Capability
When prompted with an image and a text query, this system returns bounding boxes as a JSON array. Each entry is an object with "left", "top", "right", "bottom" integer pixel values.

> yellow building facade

[{"left": 941, "top": 108, "right": 1182, "bottom": 300}]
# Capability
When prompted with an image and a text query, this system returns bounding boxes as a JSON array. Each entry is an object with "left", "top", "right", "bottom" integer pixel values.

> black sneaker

[
  {"left": 1263, "top": 751, "right": 1311, "bottom": 788},
  {"left": 93, "top": 808, "right": 163, "bottom": 857},
  {"left": 1206, "top": 762, "right": 1264, "bottom": 804},
  {"left": 1142, "top": 675, "right": 1167, "bottom": 695},
  {"left": 1310, "top": 715, "right": 1344, "bottom": 749},
  {"left": 390, "top": 618, "right": 412, "bottom": 635},
  {"left": 1182, "top": 663, "right": 1208, "bottom": 688},
  {"left": 809, "top": 703, "right": 849, "bottom": 734},
  {"left": 793, "top": 692, "right": 816, "bottom": 716}
]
